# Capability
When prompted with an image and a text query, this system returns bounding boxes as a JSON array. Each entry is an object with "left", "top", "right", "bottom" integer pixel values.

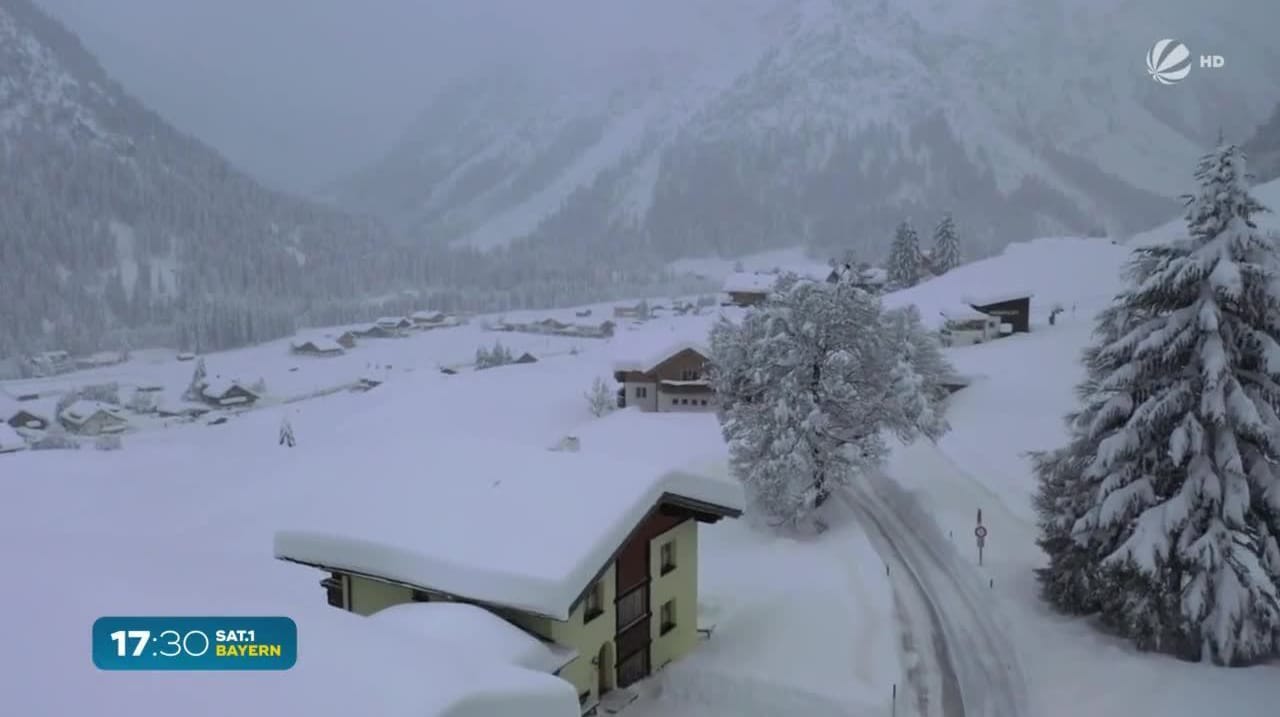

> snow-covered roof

[
  {"left": 939, "top": 306, "right": 996, "bottom": 322},
  {"left": 722, "top": 271, "right": 776, "bottom": 294},
  {"left": 274, "top": 436, "right": 743, "bottom": 620},
  {"left": 366, "top": 602, "right": 576, "bottom": 674},
  {"left": 411, "top": 310, "right": 446, "bottom": 321},
  {"left": 376, "top": 316, "right": 409, "bottom": 326},
  {"left": 60, "top": 400, "right": 127, "bottom": 425},
  {"left": 961, "top": 289, "right": 1034, "bottom": 307},
  {"left": 201, "top": 376, "right": 255, "bottom": 398},
  {"left": 291, "top": 335, "right": 344, "bottom": 352},
  {"left": 0, "top": 423, "right": 26, "bottom": 452},
  {"left": 612, "top": 340, "right": 712, "bottom": 374},
  {"left": 307, "top": 607, "right": 578, "bottom": 717}
]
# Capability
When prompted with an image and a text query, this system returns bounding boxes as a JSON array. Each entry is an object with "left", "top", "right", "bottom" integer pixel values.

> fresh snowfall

[{"left": 4, "top": 152, "right": 1280, "bottom": 716}]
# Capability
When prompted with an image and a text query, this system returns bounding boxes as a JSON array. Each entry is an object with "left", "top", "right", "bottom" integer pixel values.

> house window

[
  {"left": 680, "top": 369, "right": 700, "bottom": 381},
  {"left": 660, "top": 600, "right": 677, "bottom": 635},
  {"left": 660, "top": 541, "right": 676, "bottom": 575},
  {"left": 699, "top": 400, "right": 708, "bottom": 406},
  {"left": 635, "top": 386, "right": 648, "bottom": 398},
  {"left": 616, "top": 585, "right": 648, "bottom": 630},
  {"left": 584, "top": 582, "right": 604, "bottom": 623}
]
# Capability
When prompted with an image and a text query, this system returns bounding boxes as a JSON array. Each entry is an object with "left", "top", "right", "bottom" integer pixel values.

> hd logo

[{"left": 1147, "top": 39, "right": 1225, "bottom": 85}]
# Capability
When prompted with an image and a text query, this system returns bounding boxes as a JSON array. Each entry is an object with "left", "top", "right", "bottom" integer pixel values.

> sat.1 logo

[{"left": 1146, "top": 39, "right": 1225, "bottom": 85}]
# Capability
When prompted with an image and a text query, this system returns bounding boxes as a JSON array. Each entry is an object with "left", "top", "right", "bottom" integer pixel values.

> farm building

[
  {"left": 290, "top": 336, "right": 346, "bottom": 357},
  {"left": 963, "top": 291, "right": 1033, "bottom": 334},
  {"left": 938, "top": 306, "right": 1003, "bottom": 347},
  {"left": 59, "top": 400, "right": 129, "bottom": 435},
  {"left": 721, "top": 272, "right": 775, "bottom": 306},
  {"left": 199, "top": 378, "right": 260, "bottom": 408},
  {"left": 613, "top": 342, "right": 715, "bottom": 413}
]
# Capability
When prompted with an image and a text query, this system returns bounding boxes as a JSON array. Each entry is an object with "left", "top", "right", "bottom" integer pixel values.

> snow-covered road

[{"left": 841, "top": 470, "right": 1029, "bottom": 717}]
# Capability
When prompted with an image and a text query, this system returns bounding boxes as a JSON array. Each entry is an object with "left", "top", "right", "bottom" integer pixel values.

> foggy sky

[{"left": 33, "top": 0, "right": 721, "bottom": 194}]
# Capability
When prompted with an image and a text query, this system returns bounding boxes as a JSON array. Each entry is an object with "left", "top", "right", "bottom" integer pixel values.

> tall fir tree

[
  {"left": 887, "top": 220, "right": 924, "bottom": 288},
  {"left": 707, "top": 274, "right": 947, "bottom": 527},
  {"left": 1038, "top": 144, "right": 1280, "bottom": 665},
  {"left": 931, "top": 214, "right": 962, "bottom": 274}
]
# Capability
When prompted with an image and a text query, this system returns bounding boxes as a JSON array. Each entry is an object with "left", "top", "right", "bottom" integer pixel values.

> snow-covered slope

[
  {"left": 0, "top": 0, "right": 408, "bottom": 356},
  {"left": 1128, "top": 175, "right": 1280, "bottom": 247},
  {"left": 335, "top": 0, "right": 1280, "bottom": 260}
]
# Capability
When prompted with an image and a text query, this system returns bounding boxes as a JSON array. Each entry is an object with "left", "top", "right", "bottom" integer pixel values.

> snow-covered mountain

[
  {"left": 336, "top": 0, "right": 1280, "bottom": 261},
  {"left": 0, "top": 0, "right": 418, "bottom": 355},
  {"left": 1244, "top": 102, "right": 1280, "bottom": 183}
]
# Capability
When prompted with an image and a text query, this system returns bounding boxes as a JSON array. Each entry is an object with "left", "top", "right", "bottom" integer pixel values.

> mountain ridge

[{"left": 333, "top": 0, "right": 1280, "bottom": 261}]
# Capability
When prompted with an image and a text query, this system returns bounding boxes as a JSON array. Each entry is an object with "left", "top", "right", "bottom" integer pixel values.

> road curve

[{"left": 840, "top": 470, "right": 1029, "bottom": 717}]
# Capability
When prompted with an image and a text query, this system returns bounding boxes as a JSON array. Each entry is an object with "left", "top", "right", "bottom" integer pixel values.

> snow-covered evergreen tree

[
  {"left": 931, "top": 214, "right": 961, "bottom": 274},
  {"left": 881, "top": 305, "right": 954, "bottom": 438},
  {"left": 1032, "top": 300, "right": 1152, "bottom": 615},
  {"left": 887, "top": 220, "right": 924, "bottom": 288},
  {"left": 708, "top": 274, "right": 945, "bottom": 527},
  {"left": 183, "top": 358, "right": 207, "bottom": 401},
  {"left": 1040, "top": 144, "right": 1280, "bottom": 665},
  {"left": 585, "top": 377, "right": 616, "bottom": 418},
  {"left": 474, "top": 345, "right": 492, "bottom": 369}
]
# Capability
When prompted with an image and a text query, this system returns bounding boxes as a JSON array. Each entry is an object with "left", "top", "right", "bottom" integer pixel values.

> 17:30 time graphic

[
  {"left": 109, "top": 627, "right": 214, "bottom": 658},
  {"left": 93, "top": 617, "right": 296, "bottom": 671}
]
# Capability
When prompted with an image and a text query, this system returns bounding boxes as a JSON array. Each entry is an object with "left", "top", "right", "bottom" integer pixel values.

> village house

[
  {"left": 58, "top": 400, "right": 129, "bottom": 435},
  {"left": 514, "top": 352, "right": 539, "bottom": 364},
  {"left": 963, "top": 290, "right": 1033, "bottom": 334},
  {"left": 938, "top": 306, "right": 1003, "bottom": 347},
  {"left": 721, "top": 272, "right": 775, "bottom": 306},
  {"left": 411, "top": 311, "right": 459, "bottom": 329},
  {"left": 0, "top": 395, "right": 50, "bottom": 431},
  {"left": 154, "top": 401, "right": 211, "bottom": 419},
  {"left": 290, "top": 335, "right": 346, "bottom": 357},
  {"left": 274, "top": 441, "right": 743, "bottom": 715},
  {"left": 612, "top": 302, "right": 650, "bottom": 320},
  {"left": 329, "top": 331, "right": 358, "bottom": 349},
  {"left": 376, "top": 316, "right": 414, "bottom": 332},
  {"left": 199, "top": 377, "right": 260, "bottom": 408},
  {"left": 28, "top": 350, "right": 72, "bottom": 376},
  {"left": 353, "top": 323, "right": 397, "bottom": 339},
  {"left": 612, "top": 342, "right": 716, "bottom": 413}
]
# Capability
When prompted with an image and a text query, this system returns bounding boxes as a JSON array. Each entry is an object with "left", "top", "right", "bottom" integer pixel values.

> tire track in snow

[
  {"left": 842, "top": 490, "right": 963, "bottom": 717},
  {"left": 841, "top": 470, "right": 1029, "bottom": 717}
]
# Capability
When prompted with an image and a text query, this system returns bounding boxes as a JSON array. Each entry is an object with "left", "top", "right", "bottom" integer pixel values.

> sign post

[{"left": 975, "top": 525, "right": 988, "bottom": 566}]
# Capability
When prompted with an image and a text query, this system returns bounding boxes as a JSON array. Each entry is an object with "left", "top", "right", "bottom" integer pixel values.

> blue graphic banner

[{"left": 92, "top": 616, "right": 297, "bottom": 670}]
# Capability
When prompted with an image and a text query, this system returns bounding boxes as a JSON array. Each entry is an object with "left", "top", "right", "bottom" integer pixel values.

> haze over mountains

[{"left": 5, "top": 0, "right": 1280, "bottom": 358}]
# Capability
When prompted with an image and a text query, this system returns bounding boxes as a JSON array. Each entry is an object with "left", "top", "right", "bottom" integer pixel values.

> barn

[{"left": 963, "top": 291, "right": 1033, "bottom": 334}]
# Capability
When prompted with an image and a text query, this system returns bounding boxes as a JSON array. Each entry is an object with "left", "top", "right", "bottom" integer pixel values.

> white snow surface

[
  {"left": 0, "top": 423, "right": 25, "bottom": 452},
  {"left": 1128, "top": 177, "right": 1280, "bottom": 247},
  {"left": 883, "top": 237, "right": 1131, "bottom": 330},
  {"left": 274, "top": 436, "right": 743, "bottom": 620},
  {"left": 721, "top": 271, "right": 777, "bottom": 294},
  {"left": 961, "top": 289, "right": 1034, "bottom": 306},
  {"left": 366, "top": 602, "right": 575, "bottom": 674},
  {"left": 7, "top": 231, "right": 1279, "bottom": 717}
]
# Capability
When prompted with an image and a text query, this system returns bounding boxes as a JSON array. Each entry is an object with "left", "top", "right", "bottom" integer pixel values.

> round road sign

[{"left": 974, "top": 525, "right": 988, "bottom": 539}]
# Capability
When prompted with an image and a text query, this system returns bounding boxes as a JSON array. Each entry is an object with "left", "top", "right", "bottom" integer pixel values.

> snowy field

[
  {"left": 0, "top": 303, "right": 898, "bottom": 716},
  {"left": 4, "top": 221, "right": 1280, "bottom": 715}
]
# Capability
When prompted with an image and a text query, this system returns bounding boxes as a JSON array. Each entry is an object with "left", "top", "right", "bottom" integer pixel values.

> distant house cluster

[
  {"left": 347, "top": 311, "right": 465, "bottom": 340},
  {"left": 489, "top": 317, "right": 616, "bottom": 339},
  {"left": 273, "top": 438, "right": 743, "bottom": 715},
  {"left": 613, "top": 343, "right": 716, "bottom": 413},
  {"left": 20, "top": 349, "right": 128, "bottom": 378},
  {"left": 938, "top": 291, "right": 1034, "bottom": 346}
]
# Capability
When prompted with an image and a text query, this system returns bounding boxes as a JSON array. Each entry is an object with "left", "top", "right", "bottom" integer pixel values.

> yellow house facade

[{"left": 280, "top": 476, "right": 742, "bottom": 711}]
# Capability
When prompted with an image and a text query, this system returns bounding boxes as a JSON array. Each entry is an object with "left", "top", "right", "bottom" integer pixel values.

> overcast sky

[{"left": 34, "top": 0, "right": 721, "bottom": 194}]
